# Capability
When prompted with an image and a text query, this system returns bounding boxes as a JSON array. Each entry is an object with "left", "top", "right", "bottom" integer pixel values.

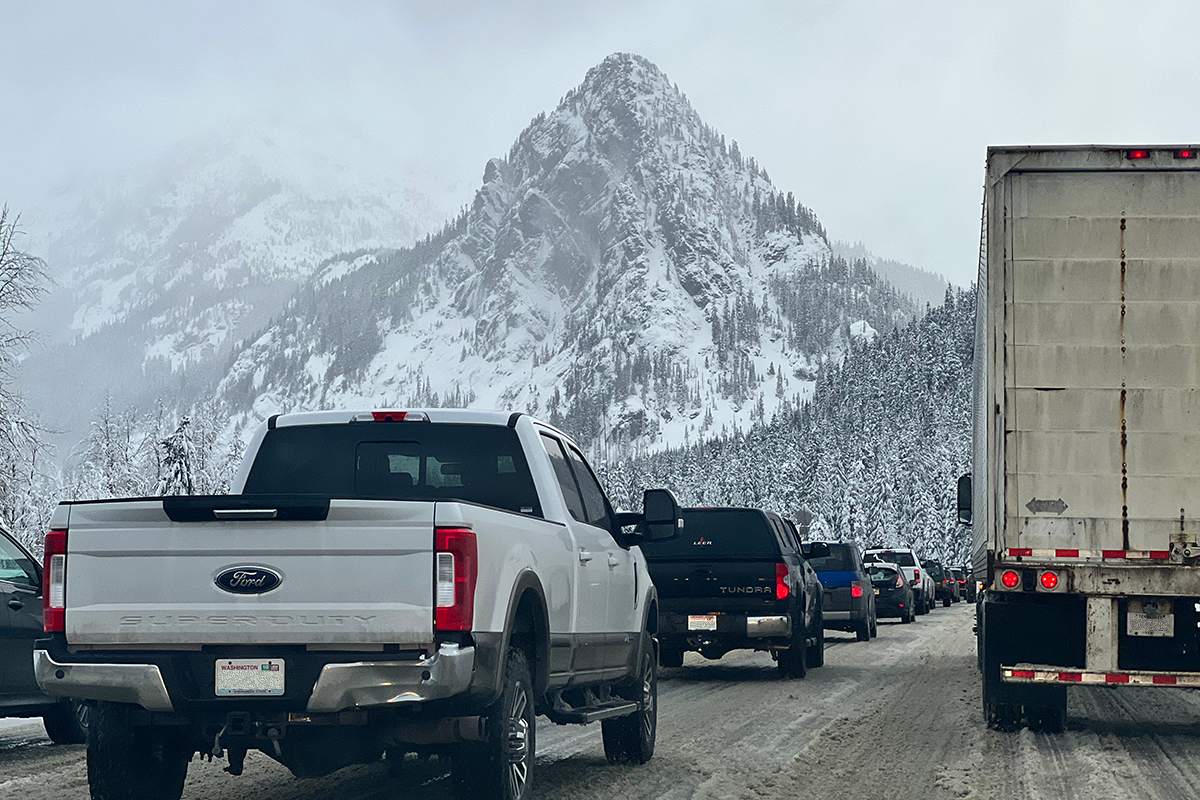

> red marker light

[
  {"left": 1126, "top": 149, "right": 1151, "bottom": 160},
  {"left": 1175, "top": 149, "right": 1197, "bottom": 159},
  {"left": 1001, "top": 570, "right": 1020, "bottom": 589},
  {"left": 1040, "top": 571, "right": 1059, "bottom": 590},
  {"left": 850, "top": 580, "right": 864, "bottom": 598}
]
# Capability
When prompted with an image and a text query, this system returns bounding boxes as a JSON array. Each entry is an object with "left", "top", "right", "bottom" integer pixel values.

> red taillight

[
  {"left": 775, "top": 563, "right": 790, "bottom": 600},
  {"left": 435, "top": 527, "right": 477, "bottom": 631},
  {"left": 1040, "top": 571, "right": 1059, "bottom": 590},
  {"left": 1126, "top": 149, "right": 1151, "bottom": 160},
  {"left": 850, "top": 581, "right": 863, "bottom": 598},
  {"left": 957, "top": 579, "right": 967, "bottom": 585},
  {"left": 896, "top": 575, "right": 903, "bottom": 588},
  {"left": 43, "top": 529, "right": 67, "bottom": 633},
  {"left": 1175, "top": 149, "right": 1196, "bottom": 159},
  {"left": 1001, "top": 570, "right": 1020, "bottom": 589},
  {"left": 912, "top": 569, "right": 920, "bottom": 583}
]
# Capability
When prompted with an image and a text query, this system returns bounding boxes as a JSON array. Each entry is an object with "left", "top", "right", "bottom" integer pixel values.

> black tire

[
  {"left": 943, "top": 596, "right": 952, "bottom": 608},
  {"left": 659, "top": 647, "right": 684, "bottom": 669},
  {"left": 777, "top": 631, "right": 807, "bottom": 679},
  {"left": 870, "top": 612, "right": 878, "bottom": 638},
  {"left": 855, "top": 619, "right": 871, "bottom": 642},
  {"left": 1025, "top": 688, "right": 1067, "bottom": 734},
  {"left": 43, "top": 699, "right": 89, "bottom": 745},
  {"left": 453, "top": 647, "right": 535, "bottom": 800},
  {"left": 807, "top": 618, "right": 825, "bottom": 667},
  {"left": 87, "top": 702, "right": 190, "bottom": 800},
  {"left": 602, "top": 637, "right": 657, "bottom": 765},
  {"left": 901, "top": 604, "right": 913, "bottom": 624}
]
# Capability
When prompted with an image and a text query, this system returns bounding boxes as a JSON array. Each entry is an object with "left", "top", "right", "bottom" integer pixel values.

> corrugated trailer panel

[{"left": 997, "top": 161, "right": 1200, "bottom": 557}]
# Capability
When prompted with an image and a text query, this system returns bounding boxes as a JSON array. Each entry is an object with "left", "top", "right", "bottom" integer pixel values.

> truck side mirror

[
  {"left": 957, "top": 473, "right": 972, "bottom": 525},
  {"left": 642, "top": 488, "right": 682, "bottom": 541}
]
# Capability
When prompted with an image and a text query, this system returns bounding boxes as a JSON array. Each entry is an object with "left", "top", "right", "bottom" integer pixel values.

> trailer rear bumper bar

[{"left": 1003, "top": 663, "right": 1200, "bottom": 687}]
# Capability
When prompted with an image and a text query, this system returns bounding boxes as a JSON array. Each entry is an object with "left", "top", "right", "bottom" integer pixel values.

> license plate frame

[
  {"left": 687, "top": 614, "right": 717, "bottom": 631},
  {"left": 1127, "top": 598, "right": 1174, "bottom": 638},
  {"left": 215, "top": 658, "right": 286, "bottom": 697}
]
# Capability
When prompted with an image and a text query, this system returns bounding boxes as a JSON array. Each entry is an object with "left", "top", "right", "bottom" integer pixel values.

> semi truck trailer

[{"left": 960, "top": 145, "right": 1200, "bottom": 732}]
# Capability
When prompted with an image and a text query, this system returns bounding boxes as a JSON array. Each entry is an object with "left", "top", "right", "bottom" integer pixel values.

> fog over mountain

[
  {"left": 16, "top": 124, "right": 452, "bottom": 448},
  {"left": 831, "top": 240, "right": 953, "bottom": 309},
  {"left": 217, "top": 54, "right": 917, "bottom": 457}
]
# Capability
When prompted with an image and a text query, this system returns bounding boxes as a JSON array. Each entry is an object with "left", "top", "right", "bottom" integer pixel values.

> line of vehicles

[{"left": 0, "top": 408, "right": 969, "bottom": 800}]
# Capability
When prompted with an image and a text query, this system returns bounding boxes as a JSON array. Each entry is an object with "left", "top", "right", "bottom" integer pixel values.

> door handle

[
  {"left": 608, "top": 554, "right": 620, "bottom": 568},
  {"left": 578, "top": 550, "right": 594, "bottom": 563},
  {"left": 8, "top": 598, "right": 23, "bottom": 611}
]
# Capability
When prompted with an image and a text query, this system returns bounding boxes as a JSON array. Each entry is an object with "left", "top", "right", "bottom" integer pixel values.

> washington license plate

[
  {"left": 687, "top": 614, "right": 717, "bottom": 631},
  {"left": 215, "top": 659, "right": 285, "bottom": 696}
]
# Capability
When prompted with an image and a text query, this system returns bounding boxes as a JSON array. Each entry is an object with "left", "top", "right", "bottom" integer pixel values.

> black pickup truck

[{"left": 642, "top": 508, "right": 827, "bottom": 678}]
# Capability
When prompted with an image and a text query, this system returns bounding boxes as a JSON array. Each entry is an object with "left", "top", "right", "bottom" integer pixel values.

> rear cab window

[
  {"left": 243, "top": 422, "right": 542, "bottom": 516},
  {"left": 642, "top": 509, "right": 782, "bottom": 561},
  {"left": 866, "top": 550, "right": 917, "bottom": 568},
  {"left": 807, "top": 544, "right": 856, "bottom": 573}
]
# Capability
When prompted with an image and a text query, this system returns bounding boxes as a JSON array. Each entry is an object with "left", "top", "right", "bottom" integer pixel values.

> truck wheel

[
  {"left": 602, "top": 636, "right": 657, "bottom": 764},
  {"left": 87, "top": 702, "right": 189, "bottom": 800},
  {"left": 855, "top": 619, "right": 871, "bottom": 642},
  {"left": 777, "top": 629, "right": 808, "bottom": 679},
  {"left": 869, "top": 612, "right": 878, "bottom": 638},
  {"left": 807, "top": 619, "right": 825, "bottom": 667},
  {"left": 1026, "top": 688, "right": 1068, "bottom": 733},
  {"left": 659, "top": 647, "right": 684, "bottom": 669},
  {"left": 43, "top": 699, "right": 88, "bottom": 745},
  {"left": 453, "top": 647, "right": 534, "bottom": 800}
]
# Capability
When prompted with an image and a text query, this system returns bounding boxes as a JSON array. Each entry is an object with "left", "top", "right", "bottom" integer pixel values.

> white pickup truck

[{"left": 35, "top": 409, "right": 681, "bottom": 800}]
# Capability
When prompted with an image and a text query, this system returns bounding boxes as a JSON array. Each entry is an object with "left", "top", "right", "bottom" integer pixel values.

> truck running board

[
  {"left": 1003, "top": 664, "right": 1200, "bottom": 687},
  {"left": 547, "top": 701, "right": 639, "bottom": 724}
]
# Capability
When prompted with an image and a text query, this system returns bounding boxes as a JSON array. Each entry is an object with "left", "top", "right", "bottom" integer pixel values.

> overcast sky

[{"left": 4, "top": 0, "right": 1200, "bottom": 285}]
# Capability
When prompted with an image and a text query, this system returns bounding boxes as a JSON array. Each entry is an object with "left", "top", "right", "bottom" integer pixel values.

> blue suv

[{"left": 809, "top": 542, "right": 877, "bottom": 642}]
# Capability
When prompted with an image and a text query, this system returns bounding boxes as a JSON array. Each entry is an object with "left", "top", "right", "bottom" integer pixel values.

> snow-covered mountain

[
  {"left": 831, "top": 240, "right": 953, "bottom": 308},
  {"left": 219, "top": 54, "right": 917, "bottom": 456},
  {"left": 17, "top": 124, "right": 452, "bottom": 444}
]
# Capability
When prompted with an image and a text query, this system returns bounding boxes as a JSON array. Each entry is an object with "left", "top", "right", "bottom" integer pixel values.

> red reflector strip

[
  {"left": 1153, "top": 675, "right": 1178, "bottom": 685},
  {"left": 1055, "top": 549, "right": 1079, "bottom": 558},
  {"left": 1150, "top": 550, "right": 1171, "bottom": 560},
  {"left": 1102, "top": 550, "right": 1126, "bottom": 559},
  {"left": 1058, "top": 672, "right": 1082, "bottom": 682},
  {"left": 1009, "top": 548, "right": 1033, "bottom": 557},
  {"left": 1011, "top": 669, "right": 1036, "bottom": 679},
  {"left": 1106, "top": 674, "right": 1131, "bottom": 684}
]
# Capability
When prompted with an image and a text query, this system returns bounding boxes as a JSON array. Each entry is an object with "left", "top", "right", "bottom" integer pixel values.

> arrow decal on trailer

[{"left": 1026, "top": 497, "right": 1069, "bottom": 515}]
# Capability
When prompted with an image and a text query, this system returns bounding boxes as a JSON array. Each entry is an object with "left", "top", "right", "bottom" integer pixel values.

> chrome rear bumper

[
  {"left": 35, "top": 650, "right": 175, "bottom": 712},
  {"left": 307, "top": 643, "right": 475, "bottom": 712},
  {"left": 34, "top": 642, "right": 475, "bottom": 714}
]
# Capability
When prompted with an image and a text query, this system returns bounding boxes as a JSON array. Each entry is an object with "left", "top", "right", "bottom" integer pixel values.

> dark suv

[
  {"left": 643, "top": 508, "right": 827, "bottom": 678},
  {"left": 809, "top": 542, "right": 877, "bottom": 641},
  {"left": 0, "top": 522, "right": 88, "bottom": 743},
  {"left": 924, "top": 559, "right": 956, "bottom": 607}
]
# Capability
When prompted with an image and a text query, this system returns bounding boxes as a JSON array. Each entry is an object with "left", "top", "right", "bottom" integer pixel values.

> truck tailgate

[{"left": 63, "top": 498, "right": 435, "bottom": 647}]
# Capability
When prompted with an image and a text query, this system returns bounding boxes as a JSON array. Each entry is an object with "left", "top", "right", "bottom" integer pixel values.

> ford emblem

[{"left": 215, "top": 566, "right": 283, "bottom": 595}]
